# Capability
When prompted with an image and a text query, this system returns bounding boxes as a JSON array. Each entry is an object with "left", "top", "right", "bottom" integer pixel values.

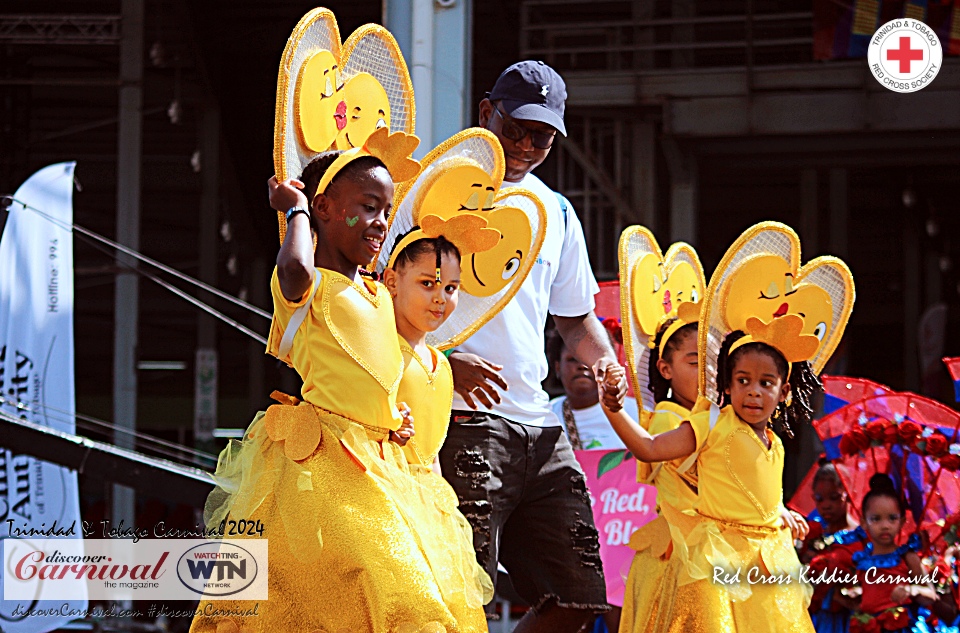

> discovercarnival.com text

[{"left": 10, "top": 603, "right": 261, "bottom": 619}]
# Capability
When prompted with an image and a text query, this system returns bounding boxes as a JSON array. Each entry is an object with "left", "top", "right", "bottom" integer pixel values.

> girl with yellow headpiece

[
  {"left": 598, "top": 222, "right": 855, "bottom": 633},
  {"left": 379, "top": 216, "right": 505, "bottom": 627},
  {"left": 189, "top": 128, "right": 492, "bottom": 633},
  {"left": 614, "top": 227, "right": 705, "bottom": 633}
]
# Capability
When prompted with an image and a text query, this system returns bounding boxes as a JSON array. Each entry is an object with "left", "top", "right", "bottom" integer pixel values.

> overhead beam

[{"left": 0, "top": 14, "right": 121, "bottom": 45}]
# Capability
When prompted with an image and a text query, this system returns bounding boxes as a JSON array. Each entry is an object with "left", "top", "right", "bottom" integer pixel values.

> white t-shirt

[
  {"left": 549, "top": 396, "right": 637, "bottom": 450},
  {"left": 451, "top": 172, "right": 599, "bottom": 427}
]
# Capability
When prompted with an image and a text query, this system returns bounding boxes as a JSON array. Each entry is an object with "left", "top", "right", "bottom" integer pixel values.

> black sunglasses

[{"left": 492, "top": 107, "right": 556, "bottom": 150}]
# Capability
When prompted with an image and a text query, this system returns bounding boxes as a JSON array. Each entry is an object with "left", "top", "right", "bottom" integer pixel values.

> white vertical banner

[{"left": 0, "top": 162, "right": 87, "bottom": 630}]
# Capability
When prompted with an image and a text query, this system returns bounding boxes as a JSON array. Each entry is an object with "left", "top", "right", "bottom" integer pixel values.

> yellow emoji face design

[
  {"left": 462, "top": 205, "right": 531, "bottom": 297},
  {"left": 295, "top": 49, "right": 347, "bottom": 152},
  {"left": 723, "top": 254, "right": 833, "bottom": 347},
  {"left": 335, "top": 72, "right": 390, "bottom": 150},
  {"left": 413, "top": 162, "right": 530, "bottom": 297},
  {"left": 630, "top": 254, "right": 701, "bottom": 335},
  {"left": 415, "top": 162, "right": 496, "bottom": 222}
]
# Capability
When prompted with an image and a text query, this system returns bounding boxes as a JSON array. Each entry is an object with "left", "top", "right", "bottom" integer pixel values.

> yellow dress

[
  {"left": 620, "top": 401, "right": 700, "bottom": 633},
  {"left": 395, "top": 336, "right": 493, "bottom": 618},
  {"left": 644, "top": 405, "right": 814, "bottom": 633},
  {"left": 190, "top": 268, "right": 489, "bottom": 633}
]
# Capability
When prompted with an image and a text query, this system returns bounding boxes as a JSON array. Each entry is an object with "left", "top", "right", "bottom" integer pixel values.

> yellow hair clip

[
  {"left": 387, "top": 213, "right": 501, "bottom": 270},
  {"left": 729, "top": 313, "right": 821, "bottom": 366},
  {"left": 316, "top": 127, "right": 422, "bottom": 198}
]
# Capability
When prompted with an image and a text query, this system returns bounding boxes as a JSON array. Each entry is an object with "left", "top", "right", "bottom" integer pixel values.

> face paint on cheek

[{"left": 345, "top": 215, "right": 359, "bottom": 227}]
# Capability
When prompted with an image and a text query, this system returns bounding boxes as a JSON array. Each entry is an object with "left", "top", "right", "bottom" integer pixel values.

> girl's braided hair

[{"left": 716, "top": 330, "right": 822, "bottom": 438}]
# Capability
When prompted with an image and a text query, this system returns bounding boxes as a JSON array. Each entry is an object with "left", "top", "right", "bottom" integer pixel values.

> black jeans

[{"left": 439, "top": 410, "right": 608, "bottom": 614}]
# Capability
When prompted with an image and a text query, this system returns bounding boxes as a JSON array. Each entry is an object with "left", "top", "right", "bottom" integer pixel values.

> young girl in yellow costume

[
  {"left": 380, "top": 214, "right": 504, "bottom": 613},
  {"left": 600, "top": 222, "right": 855, "bottom": 633},
  {"left": 615, "top": 227, "right": 705, "bottom": 633},
  {"left": 189, "top": 127, "right": 491, "bottom": 633}
]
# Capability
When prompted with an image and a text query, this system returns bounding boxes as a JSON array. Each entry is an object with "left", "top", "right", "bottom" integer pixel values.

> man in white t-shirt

[{"left": 438, "top": 61, "right": 627, "bottom": 632}]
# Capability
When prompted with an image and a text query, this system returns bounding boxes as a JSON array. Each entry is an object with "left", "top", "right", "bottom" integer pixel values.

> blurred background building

[{"left": 1, "top": 0, "right": 959, "bottom": 540}]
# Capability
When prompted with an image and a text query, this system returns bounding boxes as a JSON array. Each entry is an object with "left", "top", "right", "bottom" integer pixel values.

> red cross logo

[{"left": 887, "top": 36, "right": 924, "bottom": 73}]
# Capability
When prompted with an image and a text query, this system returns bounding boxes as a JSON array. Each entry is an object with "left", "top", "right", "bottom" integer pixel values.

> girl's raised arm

[
  {"left": 270, "top": 176, "right": 316, "bottom": 302},
  {"left": 597, "top": 364, "right": 696, "bottom": 462},
  {"left": 602, "top": 406, "right": 696, "bottom": 463}
]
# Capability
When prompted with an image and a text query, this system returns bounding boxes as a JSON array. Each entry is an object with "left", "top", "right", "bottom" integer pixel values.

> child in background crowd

[
  {"left": 849, "top": 474, "right": 956, "bottom": 632},
  {"left": 799, "top": 462, "right": 865, "bottom": 633},
  {"left": 547, "top": 327, "right": 637, "bottom": 451}
]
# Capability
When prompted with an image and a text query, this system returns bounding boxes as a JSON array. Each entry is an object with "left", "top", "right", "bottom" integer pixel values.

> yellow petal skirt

[
  {"left": 190, "top": 403, "right": 492, "bottom": 633},
  {"left": 619, "top": 507, "right": 814, "bottom": 633}
]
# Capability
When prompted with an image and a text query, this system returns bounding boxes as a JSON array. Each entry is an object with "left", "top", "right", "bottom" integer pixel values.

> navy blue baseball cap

[{"left": 488, "top": 60, "right": 567, "bottom": 137}]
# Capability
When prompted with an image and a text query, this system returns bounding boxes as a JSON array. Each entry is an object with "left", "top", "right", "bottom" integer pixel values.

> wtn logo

[
  {"left": 176, "top": 542, "right": 260, "bottom": 596},
  {"left": 185, "top": 559, "right": 247, "bottom": 581}
]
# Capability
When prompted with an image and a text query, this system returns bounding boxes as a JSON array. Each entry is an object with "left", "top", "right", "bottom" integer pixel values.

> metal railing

[
  {"left": 0, "top": 14, "right": 121, "bottom": 45},
  {"left": 520, "top": 1, "right": 814, "bottom": 73}
]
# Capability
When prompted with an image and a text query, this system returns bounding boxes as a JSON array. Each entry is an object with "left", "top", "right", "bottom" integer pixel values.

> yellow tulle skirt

[
  {"left": 619, "top": 501, "right": 697, "bottom": 633},
  {"left": 619, "top": 509, "right": 813, "bottom": 633},
  {"left": 189, "top": 401, "right": 492, "bottom": 633}
]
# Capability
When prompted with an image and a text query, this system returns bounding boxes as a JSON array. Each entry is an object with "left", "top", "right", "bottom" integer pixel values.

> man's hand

[
  {"left": 449, "top": 352, "right": 508, "bottom": 410},
  {"left": 594, "top": 358, "right": 626, "bottom": 412},
  {"left": 390, "top": 402, "right": 414, "bottom": 446},
  {"left": 268, "top": 176, "right": 309, "bottom": 213}
]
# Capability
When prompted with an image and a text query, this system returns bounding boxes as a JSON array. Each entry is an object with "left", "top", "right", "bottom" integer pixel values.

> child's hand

[
  {"left": 390, "top": 402, "right": 414, "bottom": 446},
  {"left": 595, "top": 361, "right": 626, "bottom": 413},
  {"left": 890, "top": 584, "right": 913, "bottom": 605},
  {"left": 780, "top": 508, "right": 809, "bottom": 541},
  {"left": 268, "top": 176, "right": 309, "bottom": 212}
]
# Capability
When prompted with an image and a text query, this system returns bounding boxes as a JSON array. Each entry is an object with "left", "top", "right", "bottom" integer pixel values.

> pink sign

[{"left": 574, "top": 449, "right": 659, "bottom": 606}]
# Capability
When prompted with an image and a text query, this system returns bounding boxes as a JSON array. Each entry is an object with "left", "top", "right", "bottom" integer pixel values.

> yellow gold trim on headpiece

[
  {"left": 696, "top": 221, "right": 855, "bottom": 402},
  {"left": 729, "top": 314, "right": 821, "bottom": 364},
  {"left": 315, "top": 127, "right": 421, "bottom": 198},
  {"left": 390, "top": 128, "right": 506, "bottom": 232},
  {"left": 655, "top": 300, "right": 702, "bottom": 358},
  {"left": 386, "top": 214, "right": 502, "bottom": 269},
  {"left": 434, "top": 187, "right": 547, "bottom": 350},
  {"left": 273, "top": 8, "right": 342, "bottom": 244},
  {"left": 340, "top": 24, "right": 415, "bottom": 135},
  {"left": 618, "top": 225, "right": 706, "bottom": 416}
]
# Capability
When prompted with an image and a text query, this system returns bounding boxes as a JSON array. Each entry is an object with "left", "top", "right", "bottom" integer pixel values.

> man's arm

[{"left": 555, "top": 312, "right": 626, "bottom": 410}]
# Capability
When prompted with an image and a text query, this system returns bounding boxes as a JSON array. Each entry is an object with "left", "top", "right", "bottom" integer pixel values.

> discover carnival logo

[
  {"left": 868, "top": 18, "right": 943, "bottom": 93},
  {"left": 3, "top": 538, "right": 267, "bottom": 601}
]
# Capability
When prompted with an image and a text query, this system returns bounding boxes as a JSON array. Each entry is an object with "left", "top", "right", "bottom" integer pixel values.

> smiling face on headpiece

[
  {"left": 414, "top": 161, "right": 531, "bottom": 297},
  {"left": 296, "top": 49, "right": 347, "bottom": 152},
  {"left": 723, "top": 254, "right": 833, "bottom": 349},
  {"left": 630, "top": 253, "right": 702, "bottom": 336},
  {"left": 335, "top": 72, "right": 390, "bottom": 150}
]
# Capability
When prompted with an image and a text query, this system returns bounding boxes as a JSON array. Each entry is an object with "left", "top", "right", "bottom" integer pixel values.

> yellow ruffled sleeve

[
  {"left": 266, "top": 266, "right": 315, "bottom": 365},
  {"left": 686, "top": 408, "right": 714, "bottom": 453}
]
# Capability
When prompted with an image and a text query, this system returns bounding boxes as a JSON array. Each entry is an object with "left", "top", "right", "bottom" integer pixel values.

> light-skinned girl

[{"left": 381, "top": 220, "right": 501, "bottom": 618}]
